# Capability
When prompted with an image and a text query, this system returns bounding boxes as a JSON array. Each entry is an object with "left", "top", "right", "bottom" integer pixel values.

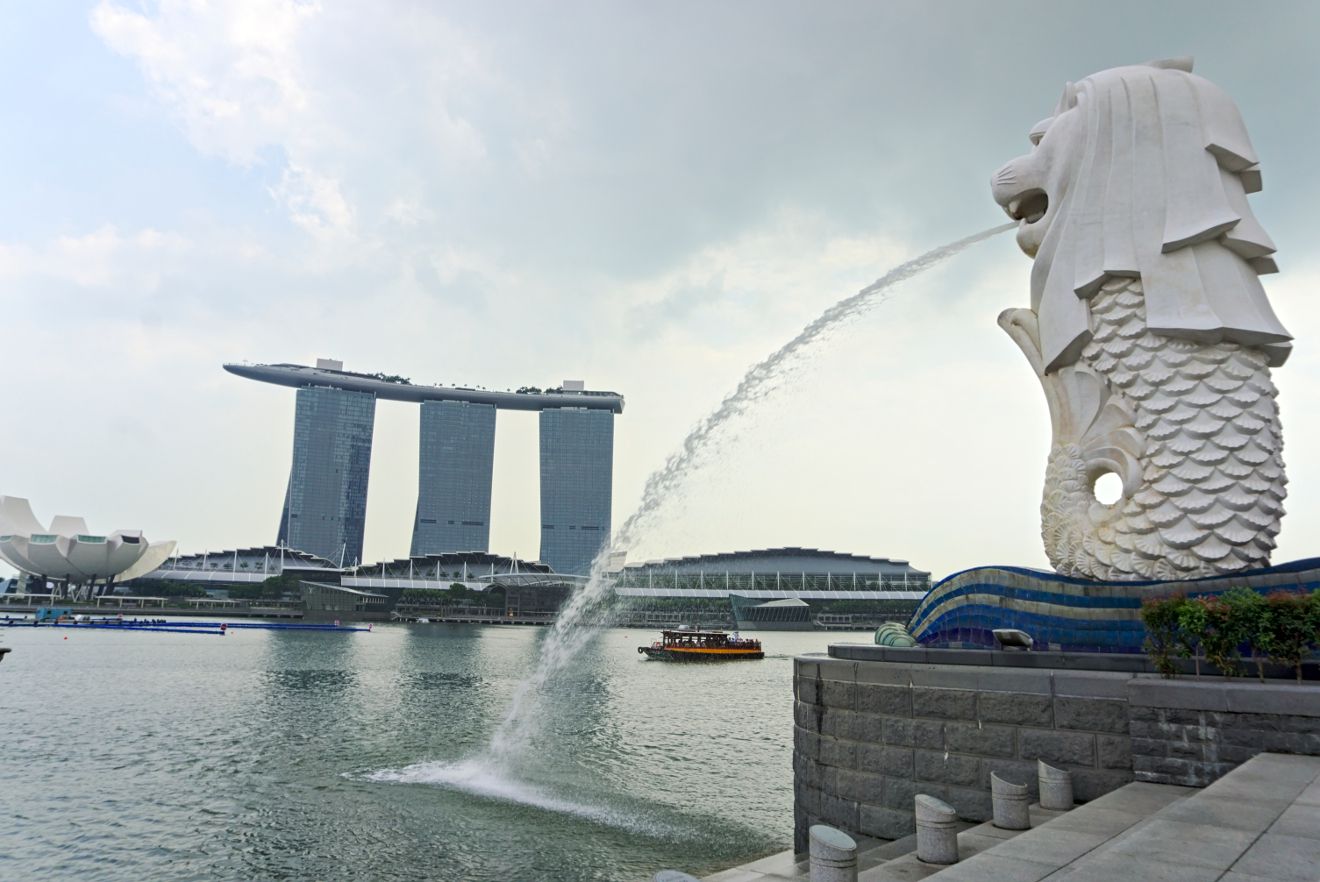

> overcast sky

[{"left": 4, "top": 1, "right": 1319, "bottom": 578}]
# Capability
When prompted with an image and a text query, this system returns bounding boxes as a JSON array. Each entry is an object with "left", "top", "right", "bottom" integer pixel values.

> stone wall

[
  {"left": 1128, "top": 678, "right": 1320, "bottom": 787},
  {"left": 793, "top": 648, "right": 1320, "bottom": 851}
]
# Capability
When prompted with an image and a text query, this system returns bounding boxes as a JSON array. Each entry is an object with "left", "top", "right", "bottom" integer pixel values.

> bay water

[{"left": 0, "top": 623, "right": 863, "bottom": 881}]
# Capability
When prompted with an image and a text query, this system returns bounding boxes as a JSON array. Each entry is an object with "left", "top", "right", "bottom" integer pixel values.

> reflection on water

[
  {"left": 262, "top": 668, "right": 357, "bottom": 691},
  {"left": 395, "top": 671, "right": 483, "bottom": 690},
  {"left": 0, "top": 624, "right": 865, "bottom": 881}
]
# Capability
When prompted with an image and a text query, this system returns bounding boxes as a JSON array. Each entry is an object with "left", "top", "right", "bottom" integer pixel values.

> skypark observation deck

[{"left": 223, "top": 363, "right": 625, "bottom": 413}]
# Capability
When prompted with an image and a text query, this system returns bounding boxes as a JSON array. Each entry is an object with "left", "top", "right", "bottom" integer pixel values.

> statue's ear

[
  {"left": 1147, "top": 56, "right": 1194, "bottom": 72},
  {"left": 1052, "top": 82, "right": 1078, "bottom": 116},
  {"left": 1193, "top": 77, "right": 1258, "bottom": 172}
]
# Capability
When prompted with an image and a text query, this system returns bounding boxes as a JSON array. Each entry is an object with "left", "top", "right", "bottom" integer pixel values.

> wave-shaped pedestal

[{"left": 908, "top": 557, "right": 1320, "bottom": 653}]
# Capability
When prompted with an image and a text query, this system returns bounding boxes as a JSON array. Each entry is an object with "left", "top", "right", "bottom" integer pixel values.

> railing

[{"left": 1, "top": 594, "right": 55, "bottom": 605}]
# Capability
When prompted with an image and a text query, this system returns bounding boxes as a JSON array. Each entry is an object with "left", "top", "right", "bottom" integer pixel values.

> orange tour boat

[{"left": 637, "top": 629, "right": 764, "bottom": 661}]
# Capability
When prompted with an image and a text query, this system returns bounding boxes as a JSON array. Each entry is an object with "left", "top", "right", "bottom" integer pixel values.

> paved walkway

[{"left": 696, "top": 753, "right": 1320, "bottom": 882}]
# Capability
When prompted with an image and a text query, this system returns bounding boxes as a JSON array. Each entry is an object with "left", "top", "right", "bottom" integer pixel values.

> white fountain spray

[
  {"left": 368, "top": 223, "right": 1013, "bottom": 816},
  {"left": 483, "top": 221, "right": 1013, "bottom": 764}
]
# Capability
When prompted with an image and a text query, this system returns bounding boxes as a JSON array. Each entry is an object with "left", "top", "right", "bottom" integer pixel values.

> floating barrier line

[
  {"left": 12, "top": 622, "right": 228, "bottom": 635},
  {"left": 0, "top": 620, "right": 371, "bottom": 634},
  {"left": 217, "top": 622, "right": 372, "bottom": 632}
]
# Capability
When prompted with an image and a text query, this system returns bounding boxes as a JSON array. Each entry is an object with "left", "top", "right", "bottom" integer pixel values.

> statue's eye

[{"left": 1028, "top": 117, "right": 1052, "bottom": 146}]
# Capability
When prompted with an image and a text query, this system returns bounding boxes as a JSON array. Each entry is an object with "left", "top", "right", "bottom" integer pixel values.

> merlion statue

[{"left": 990, "top": 58, "right": 1290, "bottom": 581}]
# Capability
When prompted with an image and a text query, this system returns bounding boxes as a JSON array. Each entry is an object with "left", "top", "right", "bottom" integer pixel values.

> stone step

[
  {"left": 859, "top": 832, "right": 919, "bottom": 864},
  {"left": 889, "top": 782, "right": 1190, "bottom": 881},
  {"left": 917, "top": 752, "right": 1320, "bottom": 881},
  {"left": 696, "top": 753, "right": 1320, "bottom": 882},
  {"left": 699, "top": 833, "right": 920, "bottom": 881},
  {"left": 853, "top": 804, "right": 1074, "bottom": 881}
]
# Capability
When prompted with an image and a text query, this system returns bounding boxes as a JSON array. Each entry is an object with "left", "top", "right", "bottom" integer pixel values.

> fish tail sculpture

[{"left": 990, "top": 58, "right": 1290, "bottom": 581}]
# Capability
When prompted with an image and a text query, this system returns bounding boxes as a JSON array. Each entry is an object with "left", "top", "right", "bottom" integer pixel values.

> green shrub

[
  {"left": 1223, "top": 588, "right": 1268, "bottom": 681},
  {"left": 1261, "top": 591, "right": 1317, "bottom": 682},
  {"left": 1141, "top": 594, "right": 1183, "bottom": 679},
  {"left": 1174, "top": 596, "right": 1208, "bottom": 676},
  {"left": 1141, "top": 587, "right": 1319, "bottom": 681},
  {"left": 1191, "top": 592, "right": 1249, "bottom": 677}
]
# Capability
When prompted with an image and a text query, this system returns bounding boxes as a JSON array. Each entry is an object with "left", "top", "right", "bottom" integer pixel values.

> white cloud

[
  {"left": 383, "top": 197, "right": 433, "bottom": 228},
  {"left": 89, "top": 0, "right": 510, "bottom": 249},
  {"left": 621, "top": 211, "right": 912, "bottom": 341},
  {"left": 91, "top": 0, "right": 319, "bottom": 165},
  {"left": 0, "top": 225, "right": 190, "bottom": 290},
  {"left": 269, "top": 162, "right": 354, "bottom": 238}
]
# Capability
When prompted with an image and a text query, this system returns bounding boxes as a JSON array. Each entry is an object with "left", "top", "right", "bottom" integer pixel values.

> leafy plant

[
  {"left": 1141, "top": 587, "right": 1319, "bottom": 681},
  {"left": 1174, "top": 596, "right": 1208, "bottom": 676},
  {"left": 1261, "top": 591, "right": 1317, "bottom": 682},
  {"left": 1223, "top": 588, "right": 1268, "bottom": 681},
  {"left": 1197, "top": 595, "right": 1250, "bottom": 678},
  {"left": 1141, "top": 594, "right": 1184, "bottom": 678}
]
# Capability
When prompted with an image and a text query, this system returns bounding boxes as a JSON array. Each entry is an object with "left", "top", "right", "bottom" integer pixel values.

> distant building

[
  {"left": 277, "top": 384, "right": 376, "bottom": 565},
  {"left": 614, "top": 547, "right": 931, "bottom": 629},
  {"left": 132, "top": 547, "right": 564, "bottom": 619},
  {"left": 412, "top": 400, "right": 496, "bottom": 557},
  {"left": 135, "top": 546, "right": 339, "bottom": 586},
  {"left": 0, "top": 495, "right": 175, "bottom": 596},
  {"left": 302, "top": 582, "right": 390, "bottom": 619},
  {"left": 342, "top": 551, "right": 555, "bottom": 591},
  {"left": 226, "top": 361, "right": 623, "bottom": 569},
  {"left": 539, "top": 408, "right": 614, "bottom": 576},
  {"left": 615, "top": 547, "right": 929, "bottom": 594}
]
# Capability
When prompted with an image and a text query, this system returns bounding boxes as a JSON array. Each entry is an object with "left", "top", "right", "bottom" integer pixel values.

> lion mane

[{"left": 993, "top": 58, "right": 1292, "bottom": 374}]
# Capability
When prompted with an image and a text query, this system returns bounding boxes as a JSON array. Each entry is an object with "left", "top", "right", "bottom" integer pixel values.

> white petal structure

[{"left": 0, "top": 496, "right": 175, "bottom": 583}]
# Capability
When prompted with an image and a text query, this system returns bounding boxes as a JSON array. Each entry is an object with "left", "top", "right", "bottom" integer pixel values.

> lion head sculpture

[{"left": 991, "top": 58, "right": 1291, "bottom": 374}]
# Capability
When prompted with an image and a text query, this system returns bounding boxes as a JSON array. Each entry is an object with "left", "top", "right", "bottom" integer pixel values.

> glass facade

[
  {"left": 411, "top": 400, "right": 496, "bottom": 556},
  {"left": 278, "top": 386, "right": 376, "bottom": 566},
  {"left": 614, "top": 571, "right": 930, "bottom": 592},
  {"left": 538, "top": 408, "right": 614, "bottom": 575}
]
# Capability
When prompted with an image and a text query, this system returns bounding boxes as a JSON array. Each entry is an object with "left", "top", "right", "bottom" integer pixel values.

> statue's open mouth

[{"left": 1006, "top": 189, "right": 1048, "bottom": 224}]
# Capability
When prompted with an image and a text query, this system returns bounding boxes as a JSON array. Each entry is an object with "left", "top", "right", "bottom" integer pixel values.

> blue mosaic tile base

[{"left": 908, "top": 558, "right": 1320, "bottom": 653}]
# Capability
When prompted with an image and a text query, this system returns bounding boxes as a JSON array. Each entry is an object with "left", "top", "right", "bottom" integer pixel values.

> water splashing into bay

[{"left": 479, "top": 222, "right": 1013, "bottom": 769}]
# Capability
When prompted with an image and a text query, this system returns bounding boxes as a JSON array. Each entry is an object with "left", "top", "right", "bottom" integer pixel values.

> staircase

[{"left": 700, "top": 753, "right": 1320, "bottom": 882}]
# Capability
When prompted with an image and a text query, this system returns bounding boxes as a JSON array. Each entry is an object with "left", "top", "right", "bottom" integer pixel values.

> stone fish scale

[{"left": 1043, "top": 276, "right": 1286, "bottom": 581}]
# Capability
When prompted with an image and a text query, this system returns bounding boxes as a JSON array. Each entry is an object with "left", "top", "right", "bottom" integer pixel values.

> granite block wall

[
  {"left": 792, "top": 652, "right": 1320, "bottom": 852},
  {"left": 1126, "top": 678, "right": 1320, "bottom": 787}
]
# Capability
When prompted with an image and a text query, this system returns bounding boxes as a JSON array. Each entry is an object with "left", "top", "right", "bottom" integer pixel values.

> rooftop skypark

[{"left": 224, "top": 360, "right": 625, "bottom": 413}]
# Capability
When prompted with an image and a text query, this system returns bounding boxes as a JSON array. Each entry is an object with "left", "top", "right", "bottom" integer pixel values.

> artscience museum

[{"left": 0, "top": 495, "right": 176, "bottom": 596}]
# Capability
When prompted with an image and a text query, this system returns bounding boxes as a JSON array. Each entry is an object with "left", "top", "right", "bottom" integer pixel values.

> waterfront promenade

[{"left": 698, "top": 752, "right": 1320, "bottom": 881}]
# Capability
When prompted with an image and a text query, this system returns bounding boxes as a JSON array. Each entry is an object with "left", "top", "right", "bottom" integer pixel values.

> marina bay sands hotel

[{"left": 224, "top": 360, "right": 623, "bottom": 575}]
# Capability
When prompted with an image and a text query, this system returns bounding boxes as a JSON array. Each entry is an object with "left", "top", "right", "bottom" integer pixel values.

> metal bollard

[
  {"left": 991, "top": 772, "right": 1030, "bottom": 830},
  {"left": 652, "top": 872, "right": 700, "bottom": 882},
  {"left": 808, "top": 824, "right": 858, "bottom": 882},
  {"left": 914, "top": 794, "right": 959, "bottom": 865},
  {"left": 1037, "top": 760, "right": 1075, "bottom": 811}
]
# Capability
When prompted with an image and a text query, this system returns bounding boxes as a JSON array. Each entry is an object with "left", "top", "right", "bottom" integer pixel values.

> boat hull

[{"left": 639, "top": 647, "right": 764, "bottom": 661}]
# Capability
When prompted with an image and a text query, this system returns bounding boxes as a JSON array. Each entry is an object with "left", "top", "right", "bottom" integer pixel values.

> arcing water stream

[{"left": 372, "top": 222, "right": 1013, "bottom": 818}]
